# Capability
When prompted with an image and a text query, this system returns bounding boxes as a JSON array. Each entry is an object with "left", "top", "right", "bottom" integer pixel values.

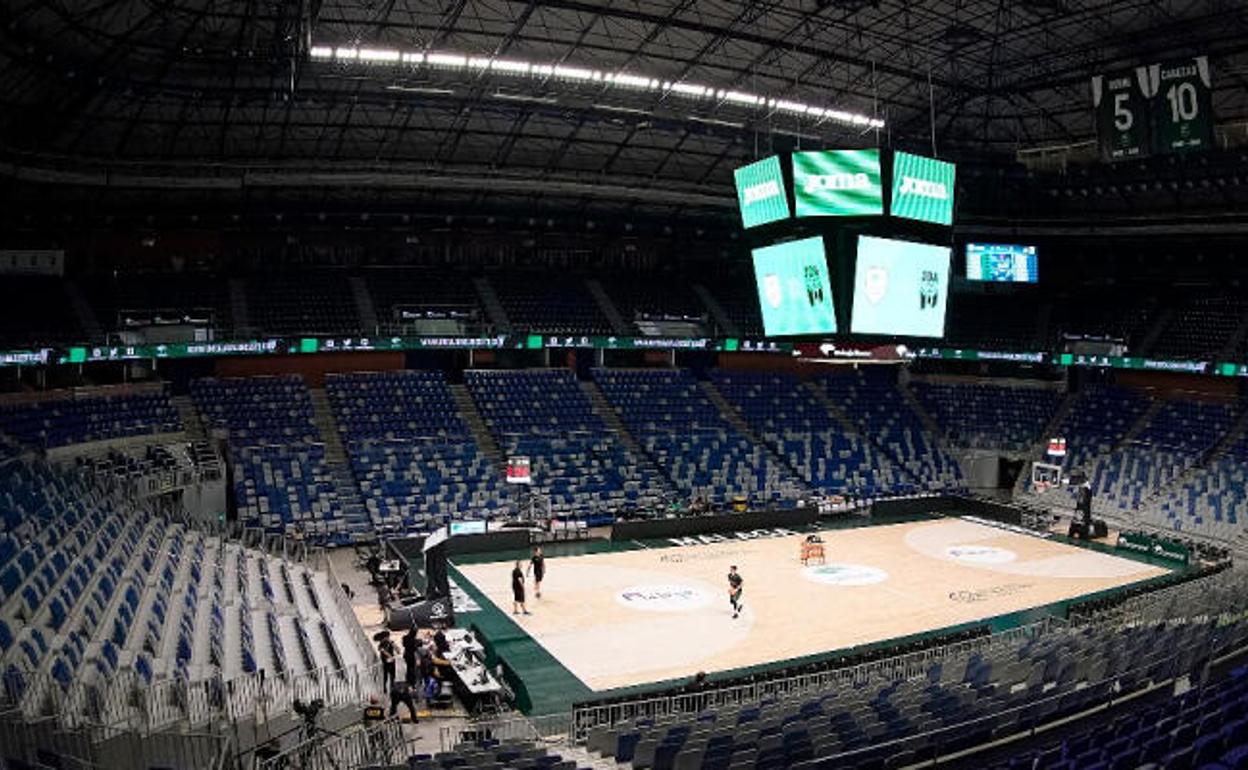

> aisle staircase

[
  {"left": 579, "top": 379, "right": 674, "bottom": 494},
  {"left": 307, "top": 388, "right": 372, "bottom": 541},
  {"left": 699, "top": 379, "right": 809, "bottom": 488},
  {"left": 349, "top": 276, "right": 379, "bottom": 333},
  {"left": 474, "top": 277, "right": 512, "bottom": 333},
  {"left": 64, "top": 282, "right": 103, "bottom": 343},
  {"left": 586, "top": 279, "right": 630, "bottom": 336},
  {"left": 228, "top": 278, "right": 252, "bottom": 336},
  {"left": 171, "top": 394, "right": 209, "bottom": 443},
  {"left": 805, "top": 381, "right": 922, "bottom": 489},
  {"left": 692, "top": 284, "right": 739, "bottom": 336},
  {"left": 449, "top": 383, "right": 502, "bottom": 462}
]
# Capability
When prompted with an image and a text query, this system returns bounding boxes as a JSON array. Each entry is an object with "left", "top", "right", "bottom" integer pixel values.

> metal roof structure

[{"left": 0, "top": 0, "right": 1245, "bottom": 215}]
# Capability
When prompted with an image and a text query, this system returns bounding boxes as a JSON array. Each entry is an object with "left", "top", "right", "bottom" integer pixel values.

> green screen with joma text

[
  {"left": 793, "top": 149, "right": 883, "bottom": 217},
  {"left": 734, "top": 156, "right": 790, "bottom": 228},
  {"left": 752, "top": 236, "right": 837, "bottom": 337},
  {"left": 890, "top": 151, "right": 956, "bottom": 226}
]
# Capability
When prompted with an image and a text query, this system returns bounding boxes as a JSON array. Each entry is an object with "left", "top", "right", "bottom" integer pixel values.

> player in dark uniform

[
  {"left": 528, "top": 546, "right": 546, "bottom": 599},
  {"left": 511, "top": 561, "right": 530, "bottom": 615},
  {"left": 727, "top": 565, "right": 744, "bottom": 619}
]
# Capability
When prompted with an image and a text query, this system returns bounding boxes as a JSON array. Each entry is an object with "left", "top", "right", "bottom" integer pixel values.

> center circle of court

[
  {"left": 944, "top": 544, "right": 1017, "bottom": 564},
  {"left": 615, "top": 584, "right": 712, "bottom": 612},
  {"left": 801, "top": 563, "right": 889, "bottom": 586}
]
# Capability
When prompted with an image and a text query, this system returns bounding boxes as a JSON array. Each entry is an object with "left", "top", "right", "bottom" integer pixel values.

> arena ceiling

[{"left": 0, "top": 0, "right": 1246, "bottom": 215}]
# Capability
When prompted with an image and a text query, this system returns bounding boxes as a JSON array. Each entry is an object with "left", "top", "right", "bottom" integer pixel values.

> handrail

[{"left": 257, "top": 715, "right": 405, "bottom": 770}]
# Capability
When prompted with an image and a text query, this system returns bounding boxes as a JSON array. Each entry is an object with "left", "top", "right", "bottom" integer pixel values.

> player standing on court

[
  {"left": 511, "top": 561, "right": 531, "bottom": 615},
  {"left": 528, "top": 546, "right": 546, "bottom": 599},
  {"left": 727, "top": 565, "right": 744, "bottom": 619}
]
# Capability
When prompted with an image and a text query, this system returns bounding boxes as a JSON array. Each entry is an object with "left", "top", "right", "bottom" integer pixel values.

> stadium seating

[
  {"left": 1045, "top": 292, "right": 1159, "bottom": 350},
  {"left": 709, "top": 370, "right": 903, "bottom": 497},
  {"left": 585, "top": 609, "right": 1248, "bottom": 770},
  {"left": 910, "top": 381, "right": 1063, "bottom": 453},
  {"left": 86, "top": 273, "right": 233, "bottom": 338},
  {"left": 701, "top": 278, "right": 765, "bottom": 337},
  {"left": 594, "top": 369, "right": 806, "bottom": 506},
  {"left": 327, "top": 370, "right": 507, "bottom": 534},
  {"left": 245, "top": 272, "right": 361, "bottom": 335},
  {"left": 1044, "top": 384, "right": 1151, "bottom": 475},
  {"left": 0, "top": 278, "right": 84, "bottom": 347},
  {"left": 363, "top": 269, "right": 483, "bottom": 333},
  {"left": 492, "top": 274, "right": 613, "bottom": 335},
  {"left": 0, "top": 389, "right": 182, "bottom": 449},
  {"left": 604, "top": 277, "right": 708, "bottom": 335},
  {"left": 1088, "top": 399, "right": 1239, "bottom": 518},
  {"left": 1146, "top": 430, "right": 1248, "bottom": 540},
  {"left": 467, "top": 369, "right": 666, "bottom": 517},
  {"left": 817, "top": 370, "right": 963, "bottom": 491},
  {"left": 944, "top": 293, "right": 1045, "bottom": 351},
  {"left": 0, "top": 455, "right": 370, "bottom": 737},
  {"left": 327, "top": 370, "right": 468, "bottom": 445},
  {"left": 1149, "top": 294, "right": 1248, "bottom": 359},
  {"left": 989, "top": 666, "right": 1248, "bottom": 770},
  {"left": 403, "top": 739, "right": 591, "bottom": 770},
  {"left": 192, "top": 376, "right": 353, "bottom": 544}
]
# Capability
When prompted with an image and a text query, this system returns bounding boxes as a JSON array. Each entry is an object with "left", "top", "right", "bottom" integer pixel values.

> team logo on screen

[
  {"left": 863, "top": 266, "right": 889, "bottom": 304},
  {"left": 919, "top": 270, "right": 940, "bottom": 309},
  {"left": 803, "top": 265, "right": 825, "bottom": 306},
  {"left": 743, "top": 180, "right": 782, "bottom": 205},
  {"left": 803, "top": 172, "right": 872, "bottom": 194},
  {"left": 898, "top": 176, "right": 949, "bottom": 200}
]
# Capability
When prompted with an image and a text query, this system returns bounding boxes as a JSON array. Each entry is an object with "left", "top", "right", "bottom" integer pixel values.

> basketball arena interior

[{"left": 3, "top": 2, "right": 1248, "bottom": 769}]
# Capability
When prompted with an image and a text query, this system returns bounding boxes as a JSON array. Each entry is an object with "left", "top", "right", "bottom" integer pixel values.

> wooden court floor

[{"left": 453, "top": 518, "right": 1169, "bottom": 692}]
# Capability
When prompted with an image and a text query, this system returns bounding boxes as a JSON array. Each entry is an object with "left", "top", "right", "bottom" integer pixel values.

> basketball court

[{"left": 452, "top": 518, "right": 1171, "bottom": 694}]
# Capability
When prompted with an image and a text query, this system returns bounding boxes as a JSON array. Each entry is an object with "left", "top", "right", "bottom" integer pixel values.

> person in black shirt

[
  {"left": 432, "top": 624, "right": 450, "bottom": 655},
  {"left": 528, "top": 547, "right": 546, "bottom": 599},
  {"left": 727, "top": 566, "right": 744, "bottom": 620},
  {"left": 389, "top": 680, "right": 419, "bottom": 722},
  {"left": 401, "top": 627, "right": 419, "bottom": 687},
  {"left": 512, "top": 561, "right": 530, "bottom": 615},
  {"left": 377, "top": 633, "right": 397, "bottom": 690}
]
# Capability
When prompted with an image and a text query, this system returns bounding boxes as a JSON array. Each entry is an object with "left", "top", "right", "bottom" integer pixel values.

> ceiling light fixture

[{"left": 311, "top": 45, "right": 884, "bottom": 129}]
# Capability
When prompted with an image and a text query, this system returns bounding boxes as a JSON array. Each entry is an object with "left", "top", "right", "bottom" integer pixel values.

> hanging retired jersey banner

[
  {"left": 1142, "top": 56, "right": 1213, "bottom": 154},
  {"left": 1046, "top": 437, "right": 1067, "bottom": 457},
  {"left": 1091, "top": 67, "right": 1152, "bottom": 161}
]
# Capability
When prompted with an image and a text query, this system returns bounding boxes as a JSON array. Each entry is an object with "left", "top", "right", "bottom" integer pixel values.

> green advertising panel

[
  {"left": 793, "top": 149, "right": 883, "bottom": 217},
  {"left": 733, "top": 156, "right": 790, "bottom": 228},
  {"left": 751, "top": 236, "right": 837, "bottom": 337},
  {"left": 889, "top": 151, "right": 956, "bottom": 225}
]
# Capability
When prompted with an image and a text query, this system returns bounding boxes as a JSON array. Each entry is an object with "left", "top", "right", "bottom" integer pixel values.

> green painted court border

[{"left": 431, "top": 512, "right": 1190, "bottom": 715}]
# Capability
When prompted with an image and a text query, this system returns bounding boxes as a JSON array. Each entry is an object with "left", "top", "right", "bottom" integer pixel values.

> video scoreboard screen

[
  {"left": 792, "top": 149, "right": 883, "bottom": 217},
  {"left": 751, "top": 236, "right": 837, "bottom": 337},
  {"left": 966, "top": 243, "right": 1038, "bottom": 283},
  {"left": 851, "top": 235, "right": 950, "bottom": 338},
  {"left": 733, "top": 156, "right": 790, "bottom": 228},
  {"left": 889, "top": 151, "right": 956, "bottom": 226}
]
